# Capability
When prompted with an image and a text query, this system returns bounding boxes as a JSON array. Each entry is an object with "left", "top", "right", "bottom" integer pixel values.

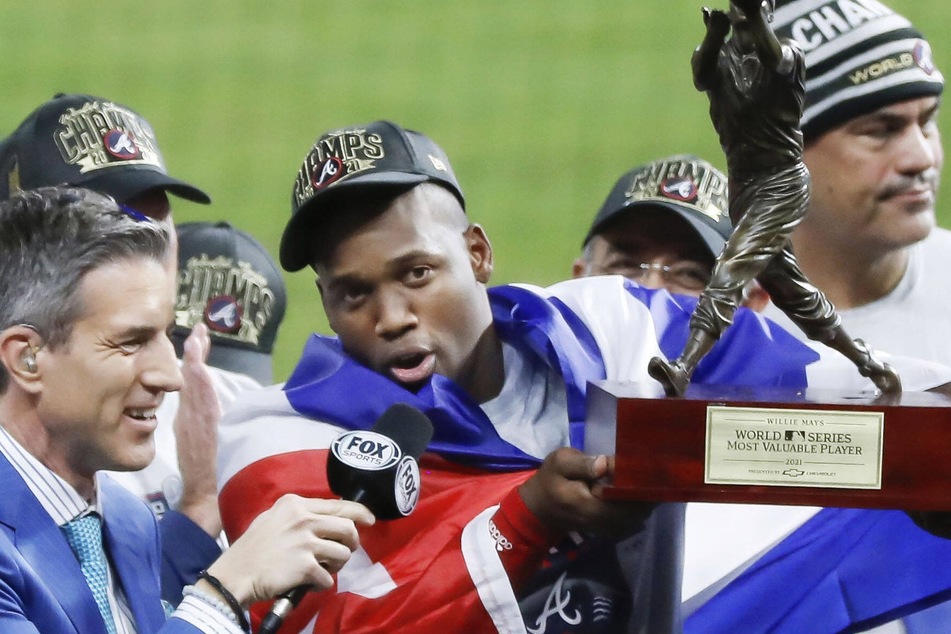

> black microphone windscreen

[{"left": 372, "top": 403, "right": 434, "bottom": 459}]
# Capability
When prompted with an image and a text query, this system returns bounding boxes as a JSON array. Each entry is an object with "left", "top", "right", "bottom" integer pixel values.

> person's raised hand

[
  {"left": 703, "top": 7, "right": 732, "bottom": 39},
  {"left": 174, "top": 323, "right": 223, "bottom": 537},
  {"left": 204, "top": 494, "right": 376, "bottom": 606}
]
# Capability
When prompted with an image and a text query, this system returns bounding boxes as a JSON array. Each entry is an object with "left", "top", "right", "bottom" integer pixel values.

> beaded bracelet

[
  {"left": 197, "top": 570, "right": 251, "bottom": 634},
  {"left": 182, "top": 585, "right": 239, "bottom": 627}
]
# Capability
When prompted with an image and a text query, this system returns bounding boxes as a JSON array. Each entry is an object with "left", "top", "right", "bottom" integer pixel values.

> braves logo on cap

[
  {"left": 294, "top": 128, "right": 388, "bottom": 210},
  {"left": 312, "top": 156, "right": 345, "bottom": 190},
  {"left": 177, "top": 253, "right": 277, "bottom": 348},
  {"left": 103, "top": 129, "right": 141, "bottom": 160},
  {"left": 204, "top": 295, "right": 243, "bottom": 334},
  {"left": 660, "top": 176, "right": 699, "bottom": 203}
]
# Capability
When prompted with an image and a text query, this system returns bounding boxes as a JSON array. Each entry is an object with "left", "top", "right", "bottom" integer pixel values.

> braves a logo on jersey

[
  {"left": 520, "top": 534, "right": 631, "bottom": 633},
  {"left": 660, "top": 176, "right": 699, "bottom": 203},
  {"left": 103, "top": 129, "right": 141, "bottom": 160},
  {"left": 204, "top": 295, "right": 243, "bottom": 334}
]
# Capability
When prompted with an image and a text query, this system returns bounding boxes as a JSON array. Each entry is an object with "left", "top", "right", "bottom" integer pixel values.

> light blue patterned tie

[{"left": 61, "top": 514, "right": 118, "bottom": 634}]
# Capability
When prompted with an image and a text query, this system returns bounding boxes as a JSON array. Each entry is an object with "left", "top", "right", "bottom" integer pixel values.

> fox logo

[{"left": 332, "top": 430, "right": 402, "bottom": 470}]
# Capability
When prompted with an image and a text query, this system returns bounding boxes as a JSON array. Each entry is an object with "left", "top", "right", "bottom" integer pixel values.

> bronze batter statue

[{"left": 647, "top": 0, "right": 901, "bottom": 396}]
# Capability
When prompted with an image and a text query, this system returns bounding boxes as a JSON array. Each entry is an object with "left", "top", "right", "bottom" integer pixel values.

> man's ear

[
  {"left": 315, "top": 274, "right": 340, "bottom": 333},
  {"left": 314, "top": 275, "right": 325, "bottom": 302},
  {"left": 571, "top": 257, "right": 588, "bottom": 279},
  {"left": 465, "top": 224, "right": 494, "bottom": 284},
  {"left": 0, "top": 325, "right": 44, "bottom": 392},
  {"left": 462, "top": 223, "right": 494, "bottom": 284}
]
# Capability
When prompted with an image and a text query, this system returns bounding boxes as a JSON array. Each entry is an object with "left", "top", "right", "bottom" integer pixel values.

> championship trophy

[{"left": 588, "top": 0, "right": 951, "bottom": 511}]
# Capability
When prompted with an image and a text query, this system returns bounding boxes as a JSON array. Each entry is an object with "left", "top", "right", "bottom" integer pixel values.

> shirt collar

[{"left": 0, "top": 424, "right": 101, "bottom": 526}]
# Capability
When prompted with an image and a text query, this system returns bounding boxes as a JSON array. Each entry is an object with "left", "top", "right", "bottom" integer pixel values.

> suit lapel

[
  {"left": 0, "top": 454, "right": 107, "bottom": 634},
  {"left": 100, "top": 476, "right": 165, "bottom": 633}
]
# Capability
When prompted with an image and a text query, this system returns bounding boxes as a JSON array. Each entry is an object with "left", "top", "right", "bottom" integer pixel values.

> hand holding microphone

[{"left": 258, "top": 404, "right": 434, "bottom": 634}]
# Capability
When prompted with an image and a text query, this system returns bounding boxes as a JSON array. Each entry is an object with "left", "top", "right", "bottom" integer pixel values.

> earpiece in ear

[{"left": 22, "top": 350, "right": 37, "bottom": 373}]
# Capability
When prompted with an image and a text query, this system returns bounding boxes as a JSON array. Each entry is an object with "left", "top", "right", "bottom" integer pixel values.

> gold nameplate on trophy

[
  {"left": 585, "top": 381, "right": 951, "bottom": 511},
  {"left": 704, "top": 405, "right": 883, "bottom": 489}
]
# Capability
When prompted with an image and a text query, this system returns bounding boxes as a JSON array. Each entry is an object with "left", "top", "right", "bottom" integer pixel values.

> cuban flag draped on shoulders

[{"left": 216, "top": 275, "right": 951, "bottom": 634}]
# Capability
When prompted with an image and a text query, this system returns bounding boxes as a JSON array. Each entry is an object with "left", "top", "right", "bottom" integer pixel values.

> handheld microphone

[{"left": 258, "top": 404, "right": 434, "bottom": 634}]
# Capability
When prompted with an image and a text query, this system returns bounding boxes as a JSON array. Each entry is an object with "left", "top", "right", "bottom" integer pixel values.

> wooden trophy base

[{"left": 585, "top": 381, "right": 951, "bottom": 511}]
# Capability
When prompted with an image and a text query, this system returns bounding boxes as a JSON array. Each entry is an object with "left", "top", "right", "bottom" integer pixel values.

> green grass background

[{"left": 2, "top": 1, "right": 948, "bottom": 380}]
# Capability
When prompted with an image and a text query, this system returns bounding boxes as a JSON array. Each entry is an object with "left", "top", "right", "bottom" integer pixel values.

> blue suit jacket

[{"left": 0, "top": 453, "right": 201, "bottom": 633}]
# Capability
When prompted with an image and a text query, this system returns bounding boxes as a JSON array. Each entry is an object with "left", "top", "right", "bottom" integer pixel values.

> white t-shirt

[{"left": 764, "top": 227, "right": 951, "bottom": 367}]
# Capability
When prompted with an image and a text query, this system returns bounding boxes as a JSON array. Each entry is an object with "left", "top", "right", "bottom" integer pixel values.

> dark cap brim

[
  {"left": 172, "top": 330, "right": 272, "bottom": 385},
  {"left": 670, "top": 204, "right": 730, "bottom": 259},
  {"left": 280, "top": 172, "right": 429, "bottom": 272},
  {"left": 586, "top": 200, "right": 729, "bottom": 260},
  {"left": 77, "top": 166, "right": 211, "bottom": 205}
]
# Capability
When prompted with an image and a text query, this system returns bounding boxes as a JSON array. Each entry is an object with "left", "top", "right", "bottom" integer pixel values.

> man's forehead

[
  {"left": 76, "top": 257, "right": 173, "bottom": 317},
  {"left": 843, "top": 95, "right": 941, "bottom": 127},
  {"left": 313, "top": 185, "right": 463, "bottom": 265},
  {"left": 319, "top": 239, "right": 450, "bottom": 284}
]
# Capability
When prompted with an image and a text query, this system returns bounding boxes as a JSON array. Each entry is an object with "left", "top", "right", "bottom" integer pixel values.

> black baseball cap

[
  {"left": 173, "top": 222, "right": 287, "bottom": 384},
  {"left": 0, "top": 93, "right": 210, "bottom": 205},
  {"left": 583, "top": 154, "right": 732, "bottom": 259},
  {"left": 281, "top": 120, "right": 465, "bottom": 271}
]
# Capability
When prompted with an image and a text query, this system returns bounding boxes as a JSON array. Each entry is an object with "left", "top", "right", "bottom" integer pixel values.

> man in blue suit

[{"left": 0, "top": 186, "right": 374, "bottom": 633}]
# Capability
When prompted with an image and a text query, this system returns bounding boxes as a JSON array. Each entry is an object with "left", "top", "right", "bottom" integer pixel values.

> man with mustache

[
  {"left": 762, "top": 0, "right": 947, "bottom": 367},
  {"left": 648, "top": 0, "right": 901, "bottom": 397},
  {"left": 683, "top": 2, "right": 951, "bottom": 631}
]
